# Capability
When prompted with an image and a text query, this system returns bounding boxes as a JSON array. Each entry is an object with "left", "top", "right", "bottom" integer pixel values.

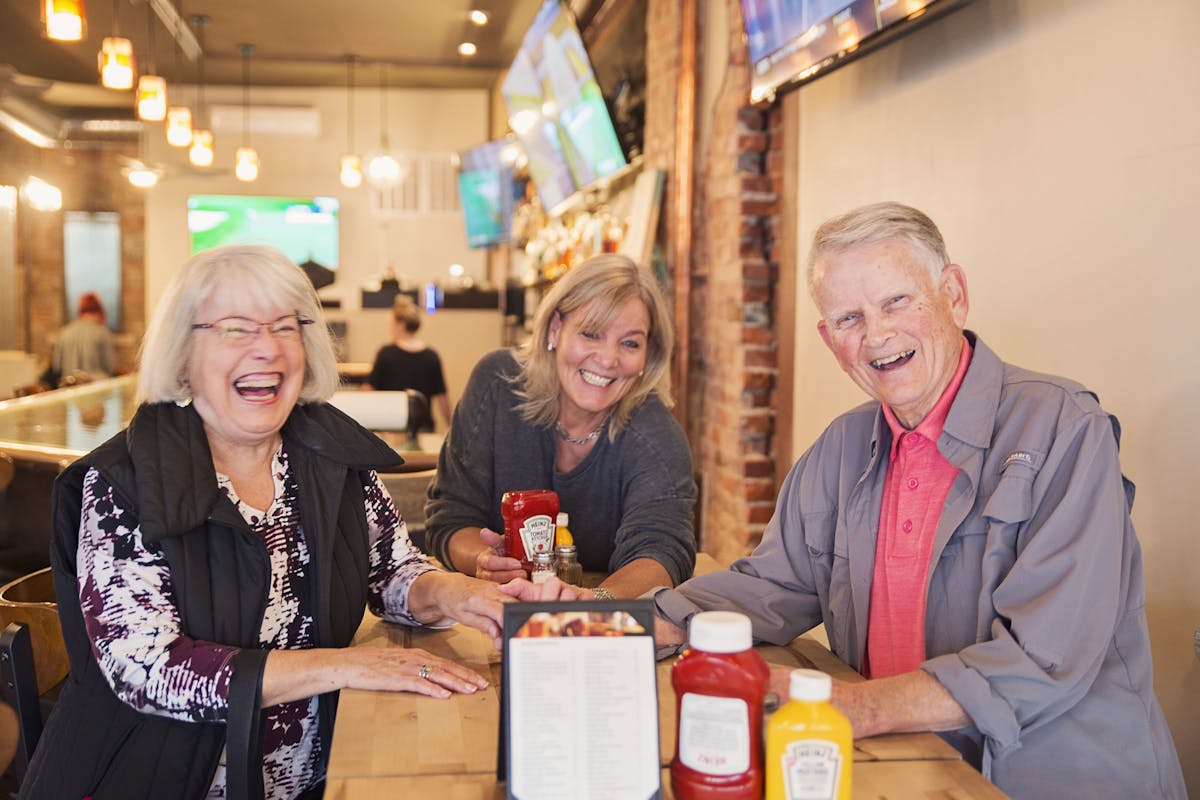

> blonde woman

[{"left": 426, "top": 254, "right": 696, "bottom": 599}]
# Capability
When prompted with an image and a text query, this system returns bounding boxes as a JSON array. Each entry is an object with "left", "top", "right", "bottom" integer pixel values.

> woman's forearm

[
  {"left": 444, "top": 526, "right": 486, "bottom": 575},
  {"left": 598, "top": 557, "right": 674, "bottom": 599}
]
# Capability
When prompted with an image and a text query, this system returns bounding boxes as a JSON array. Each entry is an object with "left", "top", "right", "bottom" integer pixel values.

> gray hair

[
  {"left": 514, "top": 253, "right": 674, "bottom": 436},
  {"left": 137, "top": 244, "right": 340, "bottom": 404},
  {"left": 806, "top": 202, "right": 951, "bottom": 300}
]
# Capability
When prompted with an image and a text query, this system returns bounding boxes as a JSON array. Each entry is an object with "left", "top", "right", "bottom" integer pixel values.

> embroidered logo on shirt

[{"left": 1003, "top": 451, "right": 1037, "bottom": 470}]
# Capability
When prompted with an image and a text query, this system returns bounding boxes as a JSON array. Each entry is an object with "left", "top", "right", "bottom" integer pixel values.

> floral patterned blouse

[{"left": 76, "top": 444, "right": 437, "bottom": 798}]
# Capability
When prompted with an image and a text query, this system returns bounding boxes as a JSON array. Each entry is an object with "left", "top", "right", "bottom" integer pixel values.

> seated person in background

[
  {"left": 364, "top": 294, "right": 451, "bottom": 431},
  {"left": 24, "top": 245, "right": 519, "bottom": 799},
  {"left": 644, "top": 202, "right": 1186, "bottom": 799},
  {"left": 425, "top": 253, "right": 697, "bottom": 600},
  {"left": 43, "top": 291, "right": 115, "bottom": 386}
]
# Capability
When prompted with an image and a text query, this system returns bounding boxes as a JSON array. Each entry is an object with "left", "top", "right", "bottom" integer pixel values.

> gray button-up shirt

[{"left": 654, "top": 333, "right": 1185, "bottom": 799}]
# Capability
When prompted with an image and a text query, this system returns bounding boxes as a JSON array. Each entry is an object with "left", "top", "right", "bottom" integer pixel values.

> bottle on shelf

[
  {"left": 670, "top": 611, "right": 770, "bottom": 800},
  {"left": 765, "top": 669, "right": 853, "bottom": 800}
]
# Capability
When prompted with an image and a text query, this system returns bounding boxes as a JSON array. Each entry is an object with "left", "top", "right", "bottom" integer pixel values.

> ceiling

[{"left": 0, "top": 0, "right": 547, "bottom": 119}]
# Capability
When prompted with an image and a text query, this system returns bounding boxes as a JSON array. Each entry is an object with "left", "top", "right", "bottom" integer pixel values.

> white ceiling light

[
  {"left": 21, "top": 176, "right": 62, "bottom": 211},
  {"left": 458, "top": 42, "right": 477, "bottom": 57},
  {"left": 468, "top": 9, "right": 488, "bottom": 26}
]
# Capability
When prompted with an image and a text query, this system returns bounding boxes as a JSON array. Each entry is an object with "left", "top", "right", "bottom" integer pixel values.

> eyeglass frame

[{"left": 190, "top": 313, "right": 314, "bottom": 343}]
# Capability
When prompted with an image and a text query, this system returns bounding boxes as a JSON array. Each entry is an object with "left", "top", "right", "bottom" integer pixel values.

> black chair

[{"left": 0, "top": 622, "right": 43, "bottom": 786}]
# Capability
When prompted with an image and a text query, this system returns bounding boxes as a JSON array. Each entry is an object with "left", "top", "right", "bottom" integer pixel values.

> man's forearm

[{"left": 831, "top": 669, "right": 970, "bottom": 738}]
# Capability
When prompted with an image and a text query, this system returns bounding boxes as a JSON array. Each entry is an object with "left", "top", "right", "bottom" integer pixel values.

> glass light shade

[
  {"left": 98, "top": 37, "right": 136, "bottom": 90},
  {"left": 135, "top": 75, "right": 167, "bottom": 121},
  {"left": 188, "top": 129, "right": 214, "bottom": 167},
  {"left": 339, "top": 154, "right": 363, "bottom": 188},
  {"left": 166, "top": 106, "right": 192, "bottom": 147},
  {"left": 234, "top": 146, "right": 259, "bottom": 182},
  {"left": 127, "top": 166, "right": 158, "bottom": 188},
  {"left": 366, "top": 153, "right": 401, "bottom": 186},
  {"left": 43, "top": 0, "right": 86, "bottom": 41}
]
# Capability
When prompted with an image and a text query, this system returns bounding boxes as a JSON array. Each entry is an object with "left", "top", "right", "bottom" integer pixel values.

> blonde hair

[
  {"left": 514, "top": 254, "right": 674, "bottom": 437},
  {"left": 806, "top": 201, "right": 950, "bottom": 300},
  {"left": 137, "top": 244, "right": 340, "bottom": 404}
]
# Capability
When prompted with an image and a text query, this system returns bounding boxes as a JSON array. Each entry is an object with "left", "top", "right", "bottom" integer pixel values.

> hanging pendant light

[
  {"left": 135, "top": 4, "right": 167, "bottom": 121},
  {"left": 339, "top": 56, "right": 362, "bottom": 188},
  {"left": 43, "top": 0, "right": 86, "bottom": 41},
  {"left": 188, "top": 15, "right": 213, "bottom": 168},
  {"left": 166, "top": 105, "right": 192, "bottom": 147},
  {"left": 234, "top": 44, "right": 258, "bottom": 182},
  {"left": 366, "top": 63, "right": 402, "bottom": 188},
  {"left": 98, "top": 0, "right": 135, "bottom": 90}
]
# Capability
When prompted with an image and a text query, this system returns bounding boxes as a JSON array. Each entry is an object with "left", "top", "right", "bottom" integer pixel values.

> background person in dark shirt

[{"left": 365, "top": 295, "right": 451, "bottom": 431}]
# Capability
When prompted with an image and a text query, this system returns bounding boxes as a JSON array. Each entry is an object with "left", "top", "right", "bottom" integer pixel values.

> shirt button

[
  {"left": 902, "top": 520, "right": 913, "bottom": 533},
  {"left": 907, "top": 477, "right": 919, "bottom": 490}
]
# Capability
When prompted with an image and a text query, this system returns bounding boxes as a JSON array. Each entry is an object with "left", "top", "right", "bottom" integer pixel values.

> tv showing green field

[{"left": 187, "top": 194, "right": 340, "bottom": 268}]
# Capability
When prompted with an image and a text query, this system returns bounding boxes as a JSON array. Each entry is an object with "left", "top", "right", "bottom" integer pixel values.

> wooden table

[{"left": 327, "top": 555, "right": 1008, "bottom": 799}]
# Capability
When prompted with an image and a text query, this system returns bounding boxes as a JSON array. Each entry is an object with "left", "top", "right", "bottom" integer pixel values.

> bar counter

[{"left": 327, "top": 556, "right": 1009, "bottom": 799}]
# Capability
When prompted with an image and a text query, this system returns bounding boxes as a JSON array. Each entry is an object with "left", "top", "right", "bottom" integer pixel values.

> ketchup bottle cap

[{"left": 688, "top": 611, "right": 752, "bottom": 653}]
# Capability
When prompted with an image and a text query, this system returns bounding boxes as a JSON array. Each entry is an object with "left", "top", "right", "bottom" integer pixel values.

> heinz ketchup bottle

[{"left": 670, "top": 611, "right": 770, "bottom": 799}]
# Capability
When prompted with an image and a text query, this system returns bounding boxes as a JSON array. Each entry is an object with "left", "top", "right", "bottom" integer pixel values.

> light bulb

[
  {"left": 166, "top": 106, "right": 193, "bottom": 146},
  {"left": 189, "top": 129, "right": 214, "bottom": 167},
  {"left": 235, "top": 146, "right": 259, "bottom": 181},
  {"left": 127, "top": 166, "right": 158, "bottom": 188},
  {"left": 21, "top": 176, "right": 62, "bottom": 212},
  {"left": 136, "top": 75, "right": 167, "bottom": 121},
  {"left": 340, "top": 154, "right": 363, "bottom": 188},
  {"left": 367, "top": 153, "right": 401, "bottom": 186},
  {"left": 43, "top": 0, "right": 85, "bottom": 41},
  {"left": 98, "top": 37, "right": 135, "bottom": 90}
]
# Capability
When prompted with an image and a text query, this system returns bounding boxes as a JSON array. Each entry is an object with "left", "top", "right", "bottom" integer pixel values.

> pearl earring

[{"left": 547, "top": 341, "right": 555, "bottom": 352}]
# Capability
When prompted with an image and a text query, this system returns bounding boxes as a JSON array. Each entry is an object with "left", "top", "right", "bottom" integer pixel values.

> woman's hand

[
  {"left": 262, "top": 645, "right": 488, "bottom": 705},
  {"left": 474, "top": 528, "right": 526, "bottom": 584},
  {"left": 498, "top": 576, "right": 593, "bottom": 602},
  {"left": 408, "top": 571, "right": 513, "bottom": 648}
]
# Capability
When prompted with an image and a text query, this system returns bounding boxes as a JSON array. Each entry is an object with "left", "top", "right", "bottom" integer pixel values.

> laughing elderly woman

[{"left": 24, "top": 245, "right": 511, "bottom": 800}]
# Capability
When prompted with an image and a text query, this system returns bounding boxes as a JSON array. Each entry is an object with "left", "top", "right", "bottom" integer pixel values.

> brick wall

[
  {"left": 644, "top": 0, "right": 784, "bottom": 564},
  {"left": 0, "top": 129, "right": 145, "bottom": 373}
]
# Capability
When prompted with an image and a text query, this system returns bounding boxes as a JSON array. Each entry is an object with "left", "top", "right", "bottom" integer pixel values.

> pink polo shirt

[{"left": 863, "top": 337, "right": 972, "bottom": 679}]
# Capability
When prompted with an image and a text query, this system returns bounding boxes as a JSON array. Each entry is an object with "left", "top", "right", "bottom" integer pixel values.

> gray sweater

[{"left": 425, "top": 349, "right": 696, "bottom": 583}]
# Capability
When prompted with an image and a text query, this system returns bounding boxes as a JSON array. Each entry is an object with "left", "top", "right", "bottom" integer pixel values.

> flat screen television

[
  {"left": 456, "top": 136, "right": 524, "bottom": 249},
  {"left": 186, "top": 194, "right": 340, "bottom": 270},
  {"left": 502, "top": 0, "right": 627, "bottom": 212},
  {"left": 741, "top": 0, "right": 971, "bottom": 103}
]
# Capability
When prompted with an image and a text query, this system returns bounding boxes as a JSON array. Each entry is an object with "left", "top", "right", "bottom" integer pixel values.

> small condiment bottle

[
  {"left": 765, "top": 669, "right": 853, "bottom": 800},
  {"left": 530, "top": 551, "right": 555, "bottom": 585},
  {"left": 553, "top": 544, "right": 582, "bottom": 586},
  {"left": 670, "top": 611, "right": 770, "bottom": 800},
  {"left": 554, "top": 511, "right": 573, "bottom": 547}
]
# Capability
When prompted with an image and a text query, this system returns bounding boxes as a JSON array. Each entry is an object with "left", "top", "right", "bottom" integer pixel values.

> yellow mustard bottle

[
  {"left": 554, "top": 511, "right": 573, "bottom": 547},
  {"left": 765, "top": 669, "right": 853, "bottom": 800}
]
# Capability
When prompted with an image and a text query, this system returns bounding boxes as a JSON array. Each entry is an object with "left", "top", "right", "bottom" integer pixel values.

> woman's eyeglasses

[{"left": 191, "top": 314, "right": 313, "bottom": 343}]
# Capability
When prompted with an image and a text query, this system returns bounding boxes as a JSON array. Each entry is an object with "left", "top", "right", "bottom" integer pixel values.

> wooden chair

[{"left": 0, "top": 568, "right": 67, "bottom": 785}]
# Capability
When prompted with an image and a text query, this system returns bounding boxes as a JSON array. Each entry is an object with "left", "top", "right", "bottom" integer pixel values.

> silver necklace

[{"left": 555, "top": 419, "right": 606, "bottom": 446}]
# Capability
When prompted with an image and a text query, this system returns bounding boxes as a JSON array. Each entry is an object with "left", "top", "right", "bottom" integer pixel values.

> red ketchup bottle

[
  {"left": 500, "top": 489, "right": 559, "bottom": 576},
  {"left": 670, "top": 611, "right": 770, "bottom": 799}
]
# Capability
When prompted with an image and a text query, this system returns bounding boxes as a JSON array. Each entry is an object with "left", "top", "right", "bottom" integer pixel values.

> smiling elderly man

[{"left": 652, "top": 202, "right": 1185, "bottom": 799}]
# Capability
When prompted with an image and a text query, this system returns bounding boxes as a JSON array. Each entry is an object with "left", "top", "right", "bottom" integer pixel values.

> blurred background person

[
  {"left": 24, "top": 245, "right": 514, "bottom": 800},
  {"left": 425, "top": 254, "right": 696, "bottom": 599},
  {"left": 364, "top": 294, "right": 451, "bottom": 432},
  {"left": 41, "top": 291, "right": 115, "bottom": 387}
]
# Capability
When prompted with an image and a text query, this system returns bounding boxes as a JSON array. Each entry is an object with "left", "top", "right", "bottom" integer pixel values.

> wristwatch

[{"left": 591, "top": 587, "right": 616, "bottom": 601}]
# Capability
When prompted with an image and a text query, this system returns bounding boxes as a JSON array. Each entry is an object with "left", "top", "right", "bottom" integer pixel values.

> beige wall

[
  {"left": 143, "top": 85, "right": 500, "bottom": 366},
  {"left": 786, "top": 0, "right": 1199, "bottom": 790}
]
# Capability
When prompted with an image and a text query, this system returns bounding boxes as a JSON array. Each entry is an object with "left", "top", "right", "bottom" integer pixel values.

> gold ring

[{"left": 418, "top": 663, "right": 432, "bottom": 680}]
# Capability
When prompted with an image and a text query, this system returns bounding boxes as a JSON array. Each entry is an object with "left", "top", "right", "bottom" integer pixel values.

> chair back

[{"left": 0, "top": 568, "right": 67, "bottom": 694}]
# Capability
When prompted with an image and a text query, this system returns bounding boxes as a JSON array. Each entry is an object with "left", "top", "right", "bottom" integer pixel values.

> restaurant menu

[{"left": 501, "top": 600, "right": 661, "bottom": 800}]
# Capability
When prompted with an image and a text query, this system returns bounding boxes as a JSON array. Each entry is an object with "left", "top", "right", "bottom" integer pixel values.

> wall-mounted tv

[
  {"left": 741, "top": 0, "right": 971, "bottom": 103},
  {"left": 186, "top": 194, "right": 340, "bottom": 270},
  {"left": 456, "top": 136, "right": 525, "bottom": 249},
  {"left": 502, "top": 0, "right": 626, "bottom": 212}
]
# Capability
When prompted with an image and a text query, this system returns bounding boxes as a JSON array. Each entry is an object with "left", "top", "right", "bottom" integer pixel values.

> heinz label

[{"left": 519, "top": 514, "right": 555, "bottom": 558}]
